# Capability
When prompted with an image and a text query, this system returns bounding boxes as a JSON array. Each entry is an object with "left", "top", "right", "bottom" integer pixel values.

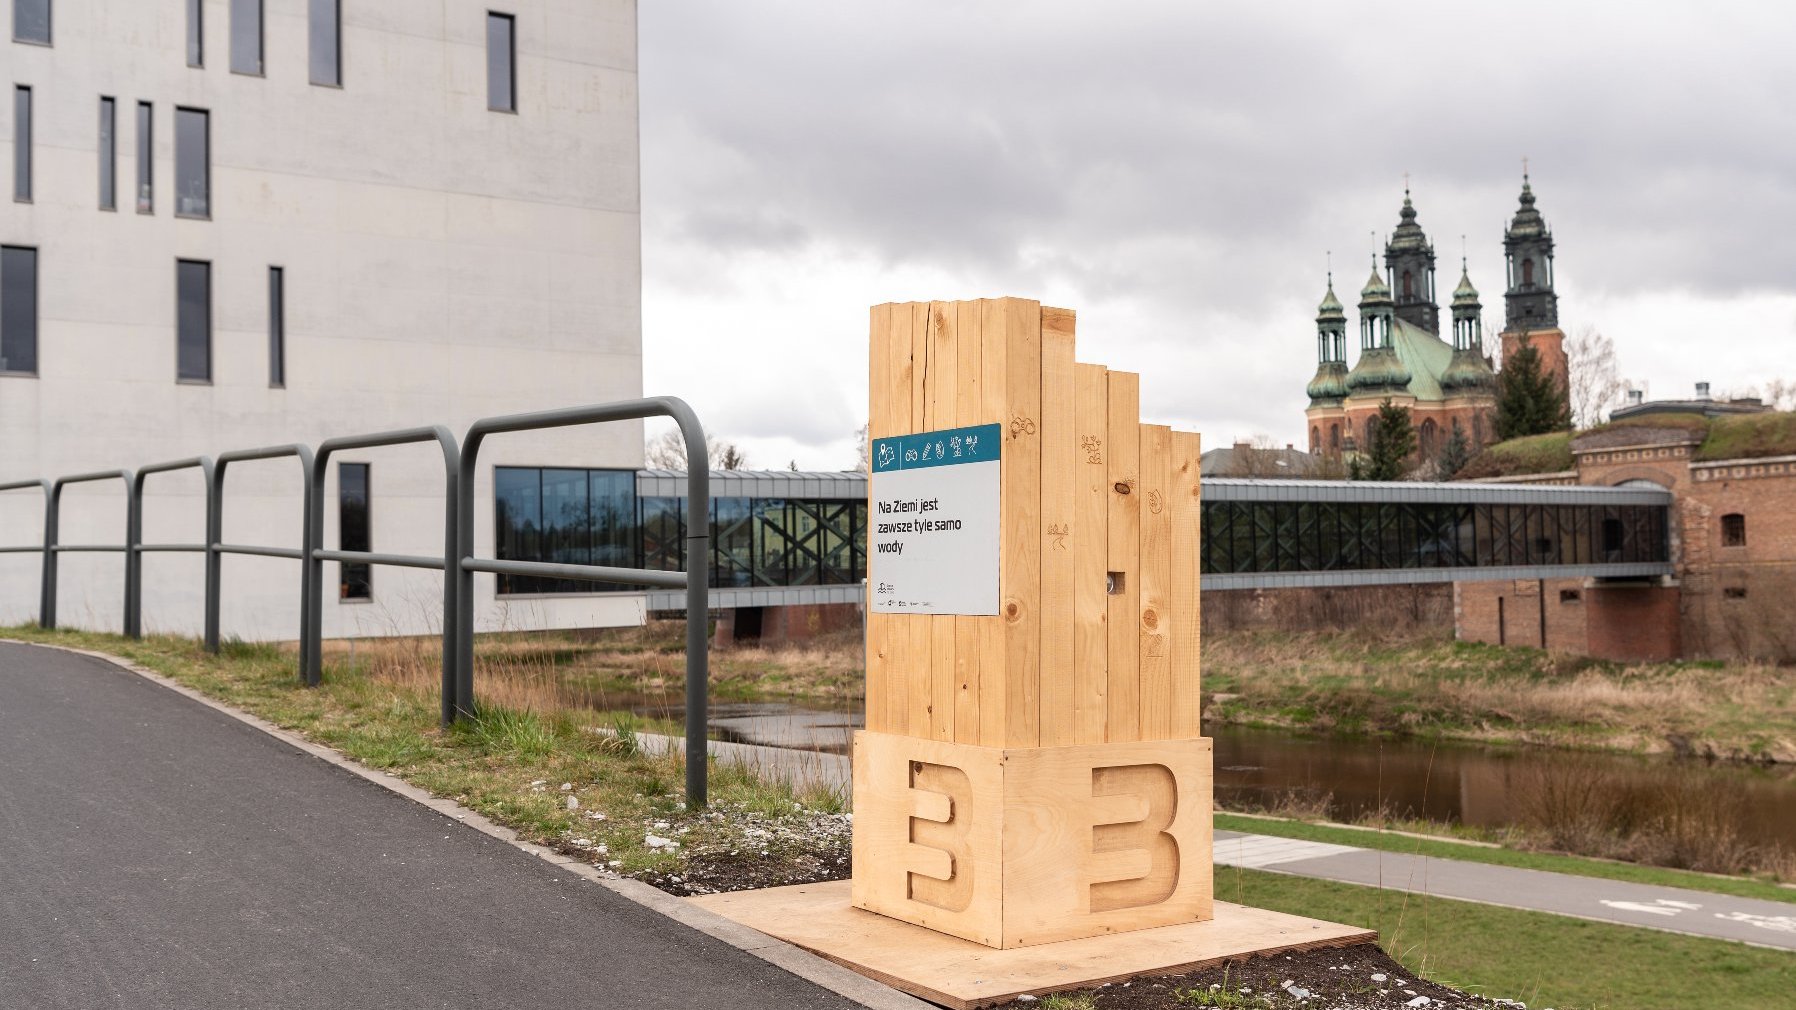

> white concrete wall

[{"left": 0, "top": 0, "right": 646, "bottom": 639}]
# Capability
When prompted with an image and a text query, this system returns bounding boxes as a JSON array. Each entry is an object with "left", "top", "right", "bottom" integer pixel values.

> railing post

[
  {"left": 39, "top": 482, "right": 58, "bottom": 629},
  {"left": 124, "top": 477, "right": 143, "bottom": 638},
  {"left": 674, "top": 402, "right": 711, "bottom": 809},
  {"left": 303, "top": 455, "right": 326, "bottom": 687},
  {"left": 438, "top": 440, "right": 460, "bottom": 728},
  {"left": 452, "top": 435, "right": 478, "bottom": 725},
  {"left": 204, "top": 462, "right": 224, "bottom": 653}
]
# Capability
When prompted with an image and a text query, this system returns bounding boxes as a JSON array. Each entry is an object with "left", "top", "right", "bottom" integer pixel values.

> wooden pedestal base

[
  {"left": 691, "top": 880, "right": 1377, "bottom": 1009},
  {"left": 851, "top": 731, "right": 1214, "bottom": 948}
]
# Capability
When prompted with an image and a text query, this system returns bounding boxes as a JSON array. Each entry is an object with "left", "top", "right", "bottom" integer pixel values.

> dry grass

[{"left": 1203, "top": 629, "right": 1796, "bottom": 762}]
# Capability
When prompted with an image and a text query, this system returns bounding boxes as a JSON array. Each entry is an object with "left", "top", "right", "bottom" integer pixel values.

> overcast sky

[{"left": 637, "top": 1, "right": 1796, "bottom": 470}]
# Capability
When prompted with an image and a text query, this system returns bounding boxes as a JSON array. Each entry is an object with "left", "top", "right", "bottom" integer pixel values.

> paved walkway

[
  {"left": 0, "top": 643, "right": 868, "bottom": 1010},
  {"left": 1215, "top": 829, "right": 1796, "bottom": 950}
]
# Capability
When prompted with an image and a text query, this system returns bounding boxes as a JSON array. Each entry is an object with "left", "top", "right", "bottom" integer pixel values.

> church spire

[
  {"left": 1384, "top": 180, "right": 1440, "bottom": 334},
  {"left": 1503, "top": 169, "right": 1558, "bottom": 331}
]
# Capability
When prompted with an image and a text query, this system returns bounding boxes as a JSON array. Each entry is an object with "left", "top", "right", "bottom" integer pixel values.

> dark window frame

[
  {"left": 309, "top": 0, "right": 342, "bottom": 87},
  {"left": 174, "top": 106, "right": 210, "bottom": 220},
  {"left": 268, "top": 265, "right": 285, "bottom": 388},
  {"left": 486, "top": 11, "right": 517, "bottom": 113},
  {"left": 186, "top": 0, "right": 203, "bottom": 67},
  {"left": 135, "top": 101, "right": 153, "bottom": 214},
  {"left": 338, "top": 462, "right": 372, "bottom": 601},
  {"left": 230, "top": 0, "right": 264, "bottom": 77},
  {"left": 1720, "top": 513, "right": 1746, "bottom": 548},
  {"left": 175, "top": 258, "right": 212, "bottom": 384},
  {"left": 12, "top": 0, "right": 50, "bottom": 46},
  {"left": 0, "top": 244, "right": 38, "bottom": 376},
  {"left": 98, "top": 96, "right": 116, "bottom": 210},
  {"left": 13, "top": 84, "right": 30, "bottom": 203}
]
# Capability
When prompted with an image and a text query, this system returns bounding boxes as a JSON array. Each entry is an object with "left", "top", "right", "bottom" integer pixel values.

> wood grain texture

[
  {"left": 954, "top": 300, "right": 987, "bottom": 745},
  {"left": 1072, "top": 363, "right": 1109, "bottom": 746},
  {"left": 907, "top": 301, "right": 935, "bottom": 738},
  {"left": 883, "top": 302, "right": 917, "bottom": 734},
  {"left": 866, "top": 303, "right": 909, "bottom": 734},
  {"left": 976, "top": 299, "right": 1010, "bottom": 748},
  {"left": 1037, "top": 308, "right": 1077, "bottom": 747},
  {"left": 1170, "top": 429, "right": 1203, "bottom": 739},
  {"left": 927, "top": 302, "right": 960, "bottom": 742},
  {"left": 1000, "top": 297, "right": 1043, "bottom": 748},
  {"left": 1105, "top": 371, "right": 1141, "bottom": 743},
  {"left": 693, "top": 882, "right": 1376, "bottom": 1010},
  {"left": 1137, "top": 424, "right": 1173, "bottom": 741}
]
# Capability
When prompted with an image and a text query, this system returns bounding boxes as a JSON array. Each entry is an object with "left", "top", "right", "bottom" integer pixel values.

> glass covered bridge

[{"left": 490, "top": 469, "right": 1671, "bottom": 607}]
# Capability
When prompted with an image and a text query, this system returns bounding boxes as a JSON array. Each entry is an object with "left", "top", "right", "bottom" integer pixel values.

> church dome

[
  {"left": 1440, "top": 347, "right": 1496, "bottom": 392},
  {"left": 1507, "top": 175, "right": 1548, "bottom": 240},
  {"left": 1345, "top": 345, "right": 1411, "bottom": 393},
  {"left": 1451, "top": 266, "right": 1480, "bottom": 307},
  {"left": 1317, "top": 279, "right": 1346, "bottom": 322},
  {"left": 1359, "top": 266, "right": 1392, "bottom": 305},
  {"left": 1387, "top": 192, "right": 1430, "bottom": 255},
  {"left": 1307, "top": 362, "right": 1350, "bottom": 403}
]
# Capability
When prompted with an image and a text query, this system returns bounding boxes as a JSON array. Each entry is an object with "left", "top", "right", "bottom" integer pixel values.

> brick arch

[{"left": 1591, "top": 465, "right": 1676, "bottom": 488}]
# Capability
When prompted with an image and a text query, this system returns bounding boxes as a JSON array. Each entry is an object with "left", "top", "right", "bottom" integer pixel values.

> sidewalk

[{"left": 1214, "top": 829, "right": 1796, "bottom": 950}]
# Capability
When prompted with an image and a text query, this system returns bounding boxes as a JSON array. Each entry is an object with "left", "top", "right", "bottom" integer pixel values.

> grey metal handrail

[
  {"left": 44, "top": 470, "right": 134, "bottom": 630},
  {"left": 0, "top": 479, "right": 51, "bottom": 625},
  {"left": 212, "top": 445, "right": 316, "bottom": 665},
  {"left": 127, "top": 457, "right": 216, "bottom": 639},
  {"left": 303, "top": 426, "right": 458, "bottom": 713},
  {"left": 0, "top": 399, "right": 716, "bottom": 807},
  {"left": 454, "top": 397, "right": 711, "bottom": 805}
]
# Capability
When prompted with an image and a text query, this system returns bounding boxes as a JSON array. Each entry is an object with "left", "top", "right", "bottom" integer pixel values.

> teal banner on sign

[{"left": 871, "top": 423, "right": 1002, "bottom": 473}]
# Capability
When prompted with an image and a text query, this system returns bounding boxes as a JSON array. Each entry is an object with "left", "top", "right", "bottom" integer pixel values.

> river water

[{"left": 620, "top": 696, "right": 1796, "bottom": 856}]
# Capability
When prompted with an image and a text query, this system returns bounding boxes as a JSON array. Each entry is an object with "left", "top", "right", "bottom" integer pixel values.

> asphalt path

[{"left": 0, "top": 642, "right": 864, "bottom": 1010}]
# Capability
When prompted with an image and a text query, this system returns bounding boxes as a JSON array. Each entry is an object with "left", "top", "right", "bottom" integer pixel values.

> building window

[
  {"left": 487, "top": 12, "right": 516, "bottom": 112},
  {"left": 1309, "top": 426, "right": 1319, "bottom": 455},
  {"left": 98, "top": 97, "right": 116, "bottom": 210},
  {"left": 1721, "top": 513, "right": 1746, "bottom": 548},
  {"left": 1419, "top": 418, "right": 1437, "bottom": 459},
  {"left": 136, "top": 101, "right": 153, "bottom": 213},
  {"left": 1723, "top": 586, "right": 1747, "bottom": 600},
  {"left": 1600, "top": 517, "right": 1624, "bottom": 558},
  {"left": 1559, "top": 589, "right": 1581, "bottom": 604},
  {"left": 309, "top": 0, "right": 341, "bottom": 86},
  {"left": 495, "top": 466, "right": 638, "bottom": 594},
  {"left": 339, "top": 462, "right": 371, "bottom": 600},
  {"left": 1521, "top": 258, "right": 1535, "bottom": 286},
  {"left": 174, "top": 107, "right": 209, "bottom": 218},
  {"left": 231, "top": 0, "right": 263, "bottom": 75},
  {"left": 1329, "top": 424, "right": 1340, "bottom": 454},
  {"left": 186, "top": 0, "right": 203, "bottom": 66},
  {"left": 13, "top": 85, "right": 29, "bottom": 202},
  {"left": 12, "top": 0, "right": 49, "bottom": 45},
  {"left": 1401, "top": 270, "right": 1413, "bottom": 298},
  {"left": 268, "top": 266, "right": 285, "bottom": 387},
  {"left": 0, "top": 245, "right": 37, "bottom": 374},
  {"left": 176, "top": 259, "right": 211, "bottom": 382}
]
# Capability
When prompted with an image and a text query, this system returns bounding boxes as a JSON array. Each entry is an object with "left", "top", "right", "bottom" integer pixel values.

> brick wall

[
  {"left": 1585, "top": 582, "right": 1682, "bottom": 662},
  {"left": 1453, "top": 578, "right": 1589, "bottom": 651},
  {"left": 1679, "top": 457, "right": 1796, "bottom": 661},
  {"left": 1203, "top": 584, "right": 1453, "bottom": 635}
]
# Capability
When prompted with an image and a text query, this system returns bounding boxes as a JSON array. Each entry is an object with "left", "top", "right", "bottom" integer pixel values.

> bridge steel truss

[
  {"left": 1198, "top": 478, "right": 1674, "bottom": 590},
  {"left": 0, "top": 398, "right": 717, "bottom": 805}
]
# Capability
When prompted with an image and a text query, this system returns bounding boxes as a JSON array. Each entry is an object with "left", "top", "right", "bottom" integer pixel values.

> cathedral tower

[
  {"left": 1499, "top": 171, "right": 1567, "bottom": 387},
  {"left": 1384, "top": 187, "right": 1439, "bottom": 334}
]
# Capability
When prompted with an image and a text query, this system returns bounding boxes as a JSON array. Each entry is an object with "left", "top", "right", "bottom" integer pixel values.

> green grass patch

[
  {"left": 1217, "top": 867, "right": 1796, "bottom": 1009},
  {"left": 1216, "top": 813, "right": 1796, "bottom": 906},
  {"left": 1697, "top": 410, "right": 1796, "bottom": 462},
  {"left": 1456, "top": 430, "right": 1573, "bottom": 478}
]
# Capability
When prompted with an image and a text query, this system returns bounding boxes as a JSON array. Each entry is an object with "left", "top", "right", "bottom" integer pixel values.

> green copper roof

[
  {"left": 1387, "top": 191, "right": 1430, "bottom": 255},
  {"left": 1346, "top": 345, "right": 1411, "bottom": 394},
  {"left": 1440, "top": 346, "right": 1497, "bottom": 392},
  {"left": 1451, "top": 264, "right": 1480, "bottom": 307},
  {"left": 1506, "top": 174, "right": 1548, "bottom": 240},
  {"left": 1307, "top": 361, "right": 1350, "bottom": 403},
  {"left": 1346, "top": 316, "right": 1461, "bottom": 400},
  {"left": 1317, "top": 279, "right": 1346, "bottom": 320},
  {"left": 1359, "top": 266, "right": 1391, "bottom": 304}
]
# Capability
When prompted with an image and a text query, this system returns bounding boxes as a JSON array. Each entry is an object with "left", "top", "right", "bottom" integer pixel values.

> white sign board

[{"left": 869, "top": 423, "right": 1001, "bottom": 615}]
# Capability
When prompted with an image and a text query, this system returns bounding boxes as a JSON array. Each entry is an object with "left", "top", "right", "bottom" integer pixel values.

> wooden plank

[
  {"left": 927, "top": 302, "right": 959, "bottom": 742},
  {"left": 1105, "top": 371, "right": 1141, "bottom": 743},
  {"left": 865, "top": 303, "right": 900, "bottom": 734},
  {"left": 1000, "top": 298, "right": 1042, "bottom": 748},
  {"left": 1072, "top": 363, "right": 1109, "bottom": 746},
  {"left": 976, "top": 299, "right": 1010, "bottom": 748},
  {"left": 1037, "top": 308, "right": 1077, "bottom": 747},
  {"left": 693, "top": 882, "right": 1376, "bottom": 1010},
  {"left": 1170, "top": 430, "right": 1203, "bottom": 739},
  {"left": 882, "top": 302, "right": 916, "bottom": 736},
  {"left": 1137, "top": 424, "right": 1173, "bottom": 741},
  {"left": 954, "top": 300, "right": 986, "bottom": 745},
  {"left": 908, "top": 301, "right": 934, "bottom": 739}
]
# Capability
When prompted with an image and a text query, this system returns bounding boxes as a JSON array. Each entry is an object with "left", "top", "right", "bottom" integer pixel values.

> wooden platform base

[{"left": 690, "top": 880, "right": 1376, "bottom": 1009}]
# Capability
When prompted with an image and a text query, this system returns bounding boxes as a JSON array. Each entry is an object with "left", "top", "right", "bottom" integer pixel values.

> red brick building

[{"left": 1455, "top": 410, "right": 1796, "bottom": 662}]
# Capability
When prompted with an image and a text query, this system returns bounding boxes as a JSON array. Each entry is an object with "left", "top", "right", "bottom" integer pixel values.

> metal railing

[{"left": 0, "top": 397, "right": 716, "bottom": 805}]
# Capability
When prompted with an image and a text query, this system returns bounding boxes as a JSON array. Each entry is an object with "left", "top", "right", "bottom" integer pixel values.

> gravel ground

[{"left": 993, "top": 945, "right": 1513, "bottom": 1010}]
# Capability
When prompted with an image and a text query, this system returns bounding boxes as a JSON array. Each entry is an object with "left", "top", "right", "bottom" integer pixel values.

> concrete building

[{"left": 1, "top": 1, "right": 646, "bottom": 639}]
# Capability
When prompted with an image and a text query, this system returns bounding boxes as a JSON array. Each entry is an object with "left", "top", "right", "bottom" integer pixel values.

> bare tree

[
  {"left": 1221, "top": 434, "right": 1306, "bottom": 478},
  {"left": 644, "top": 427, "right": 750, "bottom": 470},
  {"left": 854, "top": 422, "right": 870, "bottom": 472},
  {"left": 1566, "top": 326, "right": 1625, "bottom": 429},
  {"left": 1734, "top": 378, "right": 1796, "bottom": 411}
]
